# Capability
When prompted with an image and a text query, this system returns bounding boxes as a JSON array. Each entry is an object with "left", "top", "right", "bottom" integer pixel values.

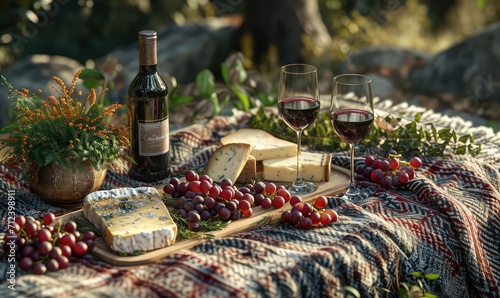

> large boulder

[
  {"left": 0, "top": 55, "right": 85, "bottom": 128},
  {"left": 334, "top": 45, "right": 431, "bottom": 101},
  {"left": 409, "top": 22, "right": 500, "bottom": 103},
  {"left": 0, "top": 20, "right": 238, "bottom": 127}
]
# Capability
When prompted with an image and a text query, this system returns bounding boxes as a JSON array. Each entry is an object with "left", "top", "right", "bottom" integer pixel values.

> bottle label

[{"left": 138, "top": 116, "right": 169, "bottom": 156}]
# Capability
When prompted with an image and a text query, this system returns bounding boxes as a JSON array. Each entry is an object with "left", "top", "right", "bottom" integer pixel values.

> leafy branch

[{"left": 250, "top": 107, "right": 482, "bottom": 158}]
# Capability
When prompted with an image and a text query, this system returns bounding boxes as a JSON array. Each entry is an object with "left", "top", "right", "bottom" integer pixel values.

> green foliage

[
  {"left": 0, "top": 71, "right": 130, "bottom": 179},
  {"left": 168, "top": 54, "right": 276, "bottom": 115},
  {"left": 250, "top": 107, "right": 482, "bottom": 158},
  {"left": 163, "top": 196, "right": 229, "bottom": 240},
  {"left": 169, "top": 59, "right": 264, "bottom": 116}
]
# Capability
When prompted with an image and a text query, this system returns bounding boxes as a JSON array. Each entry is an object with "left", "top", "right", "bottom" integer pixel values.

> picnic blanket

[{"left": 1, "top": 100, "right": 499, "bottom": 297}]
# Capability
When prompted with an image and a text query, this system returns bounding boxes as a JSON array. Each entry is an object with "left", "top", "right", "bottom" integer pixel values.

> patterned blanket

[{"left": 1, "top": 100, "right": 499, "bottom": 297}]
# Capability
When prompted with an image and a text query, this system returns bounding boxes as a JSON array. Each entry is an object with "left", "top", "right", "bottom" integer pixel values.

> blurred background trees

[{"left": 0, "top": 0, "right": 498, "bottom": 74}]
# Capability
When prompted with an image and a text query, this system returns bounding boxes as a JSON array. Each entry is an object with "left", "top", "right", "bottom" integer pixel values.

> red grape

[
  {"left": 43, "top": 212, "right": 56, "bottom": 226},
  {"left": 45, "top": 259, "right": 59, "bottom": 272},
  {"left": 163, "top": 184, "right": 175, "bottom": 195},
  {"left": 15, "top": 215, "right": 27, "bottom": 228},
  {"left": 313, "top": 196, "right": 328, "bottom": 209},
  {"left": 276, "top": 189, "right": 291, "bottom": 203},
  {"left": 241, "top": 209, "right": 253, "bottom": 218},
  {"left": 323, "top": 209, "right": 338, "bottom": 223},
  {"left": 37, "top": 229, "right": 52, "bottom": 242},
  {"left": 281, "top": 210, "right": 291, "bottom": 223},
  {"left": 289, "top": 211, "right": 303, "bottom": 225},
  {"left": 64, "top": 221, "right": 77, "bottom": 233},
  {"left": 410, "top": 157, "right": 422, "bottom": 169},
  {"left": 289, "top": 195, "right": 303, "bottom": 206},
  {"left": 272, "top": 196, "right": 285, "bottom": 209},
  {"left": 299, "top": 217, "right": 312, "bottom": 230},
  {"left": 32, "top": 263, "right": 47, "bottom": 275},
  {"left": 319, "top": 212, "right": 332, "bottom": 226},
  {"left": 365, "top": 155, "right": 375, "bottom": 166},
  {"left": 389, "top": 158, "right": 400, "bottom": 170},
  {"left": 238, "top": 200, "right": 251, "bottom": 211},
  {"left": 38, "top": 241, "right": 52, "bottom": 255},
  {"left": 260, "top": 197, "right": 272, "bottom": 209},
  {"left": 73, "top": 241, "right": 88, "bottom": 257},
  {"left": 185, "top": 170, "right": 199, "bottom": 182},
  {"left": 19, "top": 257, "right": 33, "bottom": 271},
  {"left": 309, "top": 211, "right": 321, "bottom": 226},
  {"left": 218, "top": 208, "right": 231, "bottom": 220},
  {"left": 265, "top": 183, "right": 277, "bottom": 195}
]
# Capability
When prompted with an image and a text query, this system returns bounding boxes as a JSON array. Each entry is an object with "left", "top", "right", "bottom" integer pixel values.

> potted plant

[{"left": 0, "top": 70, "right": 130, "bottom": 207}]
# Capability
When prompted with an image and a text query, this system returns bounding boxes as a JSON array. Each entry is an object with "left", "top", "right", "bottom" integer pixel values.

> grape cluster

[
  {"left": 2, "top": 213, "right": 95, "bottom": 275},
  {"left": 281, "top": 195, "right": 338, "bottom": 230},
  {"left": 356, "top": 150, "right": 422, "bottom": 188},
  {"left": 163, "top": 170, "right": 291, "bottom": 231}
]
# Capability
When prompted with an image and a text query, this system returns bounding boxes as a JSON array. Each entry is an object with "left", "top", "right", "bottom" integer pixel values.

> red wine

[
  {"left": 128, "top": 30, "right": 170, "bottom": 182},
  {"left": 279, "top": 97, "right": 320, "bottom": 130},
  {"left": 331, "top": 109, "right": 374, "bottom": 144}
]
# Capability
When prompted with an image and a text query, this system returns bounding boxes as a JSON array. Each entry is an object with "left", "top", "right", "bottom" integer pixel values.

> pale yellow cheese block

[
  {"left": 220, "top": 128, "right": 296, "bottom": 161},
  {"left": 83, "top": 187, "right": 177, "bottom": 254},
  {"left": 205, "top": 143, "right": 252, "bottom": 183},
  {"left": 262, "top": 151, "right": 332, "bottom": 182}
]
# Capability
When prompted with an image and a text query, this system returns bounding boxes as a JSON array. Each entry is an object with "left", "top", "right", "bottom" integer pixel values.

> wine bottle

[{"left": 127, "top": 30, "right": 170, "bottom": 182}]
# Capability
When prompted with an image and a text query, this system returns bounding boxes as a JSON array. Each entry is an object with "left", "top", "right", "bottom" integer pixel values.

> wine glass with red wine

[
  {"left": 278, "top": 64, "right": 320, "bottom": 194},
  {"left": 330, "top": 74, "right": 374, "bottom": 199}
]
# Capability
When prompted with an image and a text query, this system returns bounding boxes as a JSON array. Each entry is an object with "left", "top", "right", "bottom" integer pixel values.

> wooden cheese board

[{"left": 57, "top": 165, "right": 350, "bottom": 266}]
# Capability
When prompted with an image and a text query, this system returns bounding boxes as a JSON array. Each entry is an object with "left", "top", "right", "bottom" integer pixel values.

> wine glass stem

[
  {"left": 295, "top": 130, "right": 303, "bottom": 186},
  {"left": 349, "top": 143, "right": 355, "bottom": 190}
]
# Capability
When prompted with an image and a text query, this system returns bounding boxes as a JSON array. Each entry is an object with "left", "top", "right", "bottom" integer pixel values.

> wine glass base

[{"left": 288, "top": 181, "right": 318, "bottom": 194}]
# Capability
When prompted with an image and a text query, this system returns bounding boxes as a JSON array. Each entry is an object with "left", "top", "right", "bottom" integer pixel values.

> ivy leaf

[
  {"left": 458, "top": 134, "right": 469, "bottom": 143},
  {"left": 196, "top": 69, "right": 215, "bottom": 98},
  {"left": 231, "top": 85, "right": 250, "bottom": 111},
  {"left": 79, "top": 68, "right": 104, "bottom": 90},
  {"left": 415, "top": 112, "right": 422, "bottom": 123},
  {"left": 424, "top": 273, "right": 439, "bottom": 280},
  {"left": 455, "top": 145, "right": 467, "bottom": 155},
  {"left": 208, "top": 92, "right": 220, "bottom": 116},
  {"left": 221, "top": 62, "right": 229, "bottom": 85},
  {"left": 169, "top": 94, "right": 194, "bottom": 110}
]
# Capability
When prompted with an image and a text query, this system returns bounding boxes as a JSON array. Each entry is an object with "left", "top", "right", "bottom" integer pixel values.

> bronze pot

[{"left": 29, "top": 161, "right": 107, "bottom": 207}]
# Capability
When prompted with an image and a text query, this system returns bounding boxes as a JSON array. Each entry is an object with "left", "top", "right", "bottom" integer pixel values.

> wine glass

[
  {"left": 330, "top": 74, "right": 374, "bottom": 199},
  {"left": 278, "top": 64, "right": 320, "bottom": 194}
]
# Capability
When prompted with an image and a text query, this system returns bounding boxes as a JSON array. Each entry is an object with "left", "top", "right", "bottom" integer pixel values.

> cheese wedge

[
  {"left": 236, "top": 155, "right": 257, "bottom": 184},
  {"left": 262, "top": 151, "right": 332, "bottom": 182},
  {"left": 205, "top": 143, "right": 252, "bottom": 183},
  {"left": 220, "top": 128, "right": 296, "bottom": 161},
  {"left": 83, "top": 187, "right": 177, "bottom": 254}
]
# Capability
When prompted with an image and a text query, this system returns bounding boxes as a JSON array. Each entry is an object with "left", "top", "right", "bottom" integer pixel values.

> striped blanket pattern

[{"left": 0, "top": 101, "right": 499, "bottom": 297}]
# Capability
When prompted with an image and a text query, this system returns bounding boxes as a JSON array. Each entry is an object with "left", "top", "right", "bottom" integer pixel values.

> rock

[
  {"left": 105, "top": 21, "right": 238, "bottom": 103},
  {"left": 334, "top": 45, "right": 431, "bottom": 102},
  {"left": 409, "top": 22, "right": 500, "bottom": 103},
  {"left": 0, "top": 21, "right": 238, "bottom": 127},
  {"left": 365, "top": 72, "right": 403, "bottom": 101},
  {"left": 0, "top": 55, "right": 85, "bottom": 128},
  {"left": 340, "top": 45, "right": 431, "bottom": 80}
]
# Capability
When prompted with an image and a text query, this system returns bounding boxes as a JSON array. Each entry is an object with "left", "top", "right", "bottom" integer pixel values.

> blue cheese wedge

[
  {"left": 83, "top": 187, "right": 177, "bottom": 254},
  {"left": 205, "top": 143, "right": 252, "bottom": 183},
  {"left": 220, "top": 128, "right": 296, "bottom": 161},
  {"left": 262, "top": 151, "right": 332, "bottom": 182}
]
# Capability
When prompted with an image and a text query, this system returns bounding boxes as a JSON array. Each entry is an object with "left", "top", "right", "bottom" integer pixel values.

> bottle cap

[{"left": 138, "top": 30, "right": 157, "bottom": 66}]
